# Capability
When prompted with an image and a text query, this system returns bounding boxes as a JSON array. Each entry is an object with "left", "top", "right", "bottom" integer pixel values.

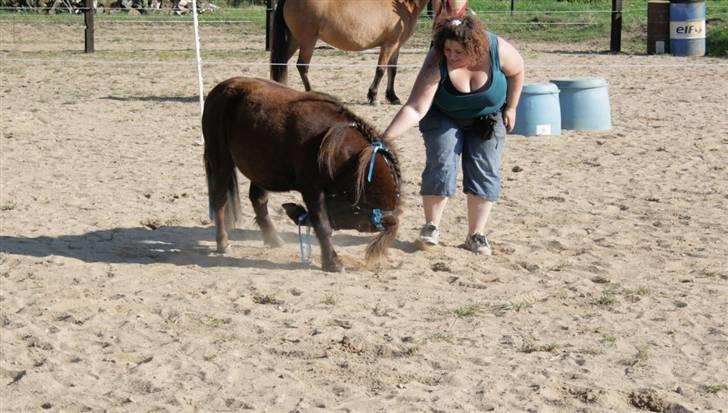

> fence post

[
  {"left": 265, "top": 0, "right": 273, "bottom": 51},
  {"left": 84, "top": 0, "right": 94, "bottom": 53},
  {"left": 511, "top": 0, "right": 516, "bottom": 16},
  {"left": 610, "top": 0, "right": 623, "bottom": 52}
]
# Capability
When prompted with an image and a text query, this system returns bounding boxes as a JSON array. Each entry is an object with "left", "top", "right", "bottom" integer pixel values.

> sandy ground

[{"left": 1, "top": 20, "right": 728, "bottom": 412}]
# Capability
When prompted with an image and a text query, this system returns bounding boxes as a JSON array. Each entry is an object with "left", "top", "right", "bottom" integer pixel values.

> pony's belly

[{"left": 230, "top": 149, "right": 297, "bottom": 192}]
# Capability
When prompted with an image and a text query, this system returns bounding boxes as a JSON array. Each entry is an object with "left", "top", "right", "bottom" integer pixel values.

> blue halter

[
  {"left": 366, "top": 140, "right": 384, "bottom": 183},
  {"left": 370, "top": 208, "right": 385, "bottom": 231}
]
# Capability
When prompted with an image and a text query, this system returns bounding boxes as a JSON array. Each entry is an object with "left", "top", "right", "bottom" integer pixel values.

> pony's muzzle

[{"left": 283, "top": 203, "right": 310, "bottom": 225}]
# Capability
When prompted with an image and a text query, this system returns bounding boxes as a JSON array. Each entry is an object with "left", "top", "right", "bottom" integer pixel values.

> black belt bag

[{"left": 472, "top": 112, "right": 501, "bottom": 141}]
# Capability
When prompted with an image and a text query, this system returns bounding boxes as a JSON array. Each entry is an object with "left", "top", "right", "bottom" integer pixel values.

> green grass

[
  {"left": 469, "top": 0, "right": 645, "bottom": 49},
  {"left": 2, "top": 0, "right": 727, "bottom": 55},
  {"left": 702, "top": 383, "right": 728, "bottom": 394},
  {"left": 707, "top": 21, "right": 728, "bottom": 57},
  {"left": 520, "top": 342, "right": 559, "bottom": 353},
  {"left": 1, "top": 201, "right": 16, "bottom": 211},
  {"left": 592, "top": 289, "right": 617, "bottom": 307},
  {"left": 453, "top": 304, "right": 481, "bottom": 318}
]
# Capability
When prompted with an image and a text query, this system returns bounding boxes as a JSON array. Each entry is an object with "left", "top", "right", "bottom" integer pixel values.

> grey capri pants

[{"left": 418, "top": 107, "right": 507, "bottom": 201}]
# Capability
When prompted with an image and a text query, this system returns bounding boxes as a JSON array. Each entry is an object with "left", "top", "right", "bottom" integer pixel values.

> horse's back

[
  {"left": 203, "top": 77, "right": 349, "bottom": 191},
  {"left": 283, "top": 0, "right": 421, "bottom": 50},
  {"left": 207, "top": 77, "right": 300, "bottom": 108}
]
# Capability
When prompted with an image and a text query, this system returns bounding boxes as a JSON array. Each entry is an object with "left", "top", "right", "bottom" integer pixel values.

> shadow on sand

[
  {"left": 103, "top": 95, "right": 199, "bottom": 103},
  {"left": 0, "top": 225, "right": 417, "bottom": 270}
]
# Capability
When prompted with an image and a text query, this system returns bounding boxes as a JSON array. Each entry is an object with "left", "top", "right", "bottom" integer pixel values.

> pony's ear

[{"left": 318, "top": 125, "right": 349, "bottom": 179}]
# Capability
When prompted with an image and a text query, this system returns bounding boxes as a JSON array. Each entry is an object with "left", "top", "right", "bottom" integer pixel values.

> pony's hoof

[
  {"left": 265, "top": 236, "right": 284, "bottom": 248},
  {"left": 387, "top": 97, "right": 402, "bottom": 105},
  {"left": 414, "top": 239, "right": 433, "bottom": 251},
  {"left": 322, "top": 261, "right": 345, "bottom": 273},
  {"left": 368, "top": 99, "right": 380, "bottom": 107},
  {"left": 216, "top": 242, "right": 230, "bottom": 254}
]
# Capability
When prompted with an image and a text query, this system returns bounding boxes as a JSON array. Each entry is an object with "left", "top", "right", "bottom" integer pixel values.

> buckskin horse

[
  {"left": 270, "top": 0, "right": 468, "bottom": 105},
  {"left": 202, "top": 77, "right": 401, "bottom": 272}
]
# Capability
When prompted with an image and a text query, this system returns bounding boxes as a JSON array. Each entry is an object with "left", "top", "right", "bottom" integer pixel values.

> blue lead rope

[
  {"left": 296, "top": 213, "right": 312, "bottom": 267},
  {"left": 367, "top": 141, "right": 384, "bottom": 183}
]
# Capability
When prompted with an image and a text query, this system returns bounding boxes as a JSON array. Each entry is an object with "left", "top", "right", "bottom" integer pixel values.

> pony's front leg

[
  {"left": 249, "top": 184, "right": 284, "bottom": 247},
  {"left": 302, "top": 190, "right": 343, "bottom": 272}
]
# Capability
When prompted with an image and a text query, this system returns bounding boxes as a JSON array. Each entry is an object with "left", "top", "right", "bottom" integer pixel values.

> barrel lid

[
  {"left": 550, "top": 78, "right": 608, "bottom": 89},
  {"left": 522, "top": 82, "right": 559, "bottom": 95}
]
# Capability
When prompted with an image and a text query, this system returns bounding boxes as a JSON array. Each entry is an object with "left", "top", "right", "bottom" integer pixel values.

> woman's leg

[
  {"left": 467, "top": 195, "right": 494, "bottom": 235},
  {"left": 419, "top": 109, "right": 462, "bottom": 228},
  {"left": 461, "top": 112, "right": 507, "bottom": 254},
  {"left": 423, "top": 195, "right": 449, "bottom": 226}
]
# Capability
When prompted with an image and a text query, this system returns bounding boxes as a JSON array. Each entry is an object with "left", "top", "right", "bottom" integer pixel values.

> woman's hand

[{"left": 503, "top": 106, "right": 516, "bottom": 133}]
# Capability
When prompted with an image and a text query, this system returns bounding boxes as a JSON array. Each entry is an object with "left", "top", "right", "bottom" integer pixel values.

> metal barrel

[
  {"left": 647, "top": 1, "right": 670, "bottom": 54},
  {"left": 670, "top": 0, "right": 706, "bottom": 57}
]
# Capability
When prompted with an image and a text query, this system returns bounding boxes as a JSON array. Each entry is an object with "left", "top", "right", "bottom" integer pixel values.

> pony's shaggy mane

[{"left": 312, "top": 93, "right": 400, "bottom": 206}]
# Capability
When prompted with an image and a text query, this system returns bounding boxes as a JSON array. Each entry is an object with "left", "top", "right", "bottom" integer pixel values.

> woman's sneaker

[
  {"left": 463, "top": 233, "right": 492, "bottom": 255},
  {"left": 418, "top": 223, "right": 440, "bottom": 245}
]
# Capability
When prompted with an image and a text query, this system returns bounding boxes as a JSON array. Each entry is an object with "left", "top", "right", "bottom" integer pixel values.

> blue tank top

[{"left": 432, "top": 32, "right": 507, "bottom": 119}]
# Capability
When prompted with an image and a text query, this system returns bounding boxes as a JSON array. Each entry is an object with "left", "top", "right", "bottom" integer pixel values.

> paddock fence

[{"left": 2, "top": 0, "right": 727, "bottom": 70}]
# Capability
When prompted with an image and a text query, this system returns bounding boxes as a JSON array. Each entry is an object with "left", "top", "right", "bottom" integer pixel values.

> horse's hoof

[
  {"left": 368, "top": 99, "right": 380, "bottom": 107},
  {"left": 387, "top": 97, "right": 402, "bottom": 105},
  {"left": 216, "top": 242, "right": 230, "bottom": 254}
]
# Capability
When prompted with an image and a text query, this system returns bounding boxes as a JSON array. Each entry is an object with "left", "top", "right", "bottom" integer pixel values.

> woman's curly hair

[{"left": 432, "top": 15, "right": 489, "bottom": 64}]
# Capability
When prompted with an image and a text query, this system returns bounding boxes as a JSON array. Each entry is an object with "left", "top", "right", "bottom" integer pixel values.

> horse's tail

[
  {"left": 270, "top": 0, "right": 290, "bottom": 84},
  {"left": 203, "top": 89, "right": 242, "bottom": 231},
  {"left": 365, "top": 215, "right": 399, "bottom": 267}
]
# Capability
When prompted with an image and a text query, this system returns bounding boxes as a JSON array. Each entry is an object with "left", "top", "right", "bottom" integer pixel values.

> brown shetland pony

[
  {"left": 202, "top": 77, "right": 401, "bottom": 272},
  {"left": 270, "top": 0, "right": 467, "bottom": 105}
]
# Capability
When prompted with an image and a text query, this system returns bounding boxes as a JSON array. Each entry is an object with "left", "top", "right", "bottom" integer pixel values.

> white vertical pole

[{"left": 192, "top": 0, "right": 205, "bottom": 145}]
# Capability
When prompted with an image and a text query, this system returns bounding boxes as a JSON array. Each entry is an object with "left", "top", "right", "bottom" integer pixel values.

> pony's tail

[
  {"left": 206, "top": 163, "right": 242, "bottom": 231},
  {"left": 365, "top": 215, "right": 399, "bottom": 268},
  {"left": 203, "top": 93, "right": 242, "bottom": 231},
  {"left": 270, "top": 0, "right": 290, "bottom": 84}
]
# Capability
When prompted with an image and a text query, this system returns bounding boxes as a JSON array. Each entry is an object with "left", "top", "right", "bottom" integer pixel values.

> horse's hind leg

[
  {"left": 249, "top": 183, "right": 284, "bottom": 247},
  {"left": 296, "top": 38, "right": 315, "bottom": 91},
  {"left": 368, "top": 44, "right": 399, "bottom": 105},
  {"left": 385, "top": 48, "right": 401, "bottom": 105},
  {"left": 367, "top": 64, "right": 385, "bottom": 105}
]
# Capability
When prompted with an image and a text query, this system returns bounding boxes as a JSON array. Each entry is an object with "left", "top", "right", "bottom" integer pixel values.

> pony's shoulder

[{"left": 306, "top": 90, "right": 343, "bottom": 105}]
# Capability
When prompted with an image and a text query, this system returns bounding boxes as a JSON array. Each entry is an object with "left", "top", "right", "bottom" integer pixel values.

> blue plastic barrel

[
  {"left": 670, "top": 0, "right": 706, "bottom": 57},
  {"left": 550, "top": 78, "right": 611, "bottom": 131},
  {"left": 512, "top": 83, "right": 561, "bottom": 136}
]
